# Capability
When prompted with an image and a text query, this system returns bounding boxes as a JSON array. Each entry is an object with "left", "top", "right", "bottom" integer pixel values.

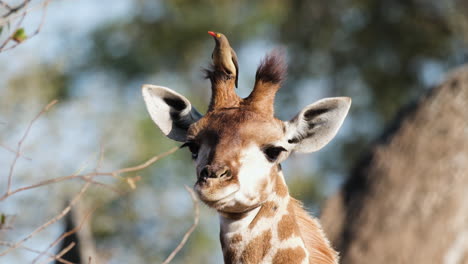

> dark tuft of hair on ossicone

[{"left": 255, "top": 50, "right": 287, "bottom": 84}]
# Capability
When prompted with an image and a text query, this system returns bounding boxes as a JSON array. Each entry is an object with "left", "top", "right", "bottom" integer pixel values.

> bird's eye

[
  {"left": 181, "top": 142, "right": 200, "bottom": 159},
  {"left": 216, "top": 33, "right": 221, "bottom": 38},
  {"left": 263, "top": 146, "right": 286, "bottom": 162}
]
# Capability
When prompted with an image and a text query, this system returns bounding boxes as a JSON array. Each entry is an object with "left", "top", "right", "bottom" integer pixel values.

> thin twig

[
  {"left": 104, "top": 146, "right": 179, "bottom": 176},
  {"left": 0, "top": 241, "right": 73, "bottom": 264},
  {"left": 0, "top": 0, "right": 51, "bottom": 52},
  {"left": 1, "top": 0, "right": 31, "bottom": 18},
  {"left": 1, "top": 173, "right": 85, "bottom": 201},
  {"left": 0, "top": 0, "right": 49, "bottom": 25},
  {"left": 96, "top": 143, "right": 105, "bottom": 171},
  {"left": 53, "top": 242, "right": 76, "bottom": 264},
  {"left": 0, "top": 0, "right": 29, "bottom": 50},
  {"left": 34, "top": 207, "right": 96, "bottom": 264},
  {"left": 0, "top": 99, "right": 180, "bottom": 262},
  {"left": 0, "top": 147, "right": 178, "bottom": 256},
  {"left": 0, "top": 214, "right": 16, "bottom": 230},
  {"left": 78, "top": 145, "right": 124, "bottom": 194},
  {"left": 5, "top": 99, "right": 57, "bottom": 195},
  {"left": 0, "top": 181, "right": 90, "bottom": 257},
  {"left": 0, "top": 143, "right": 32, "bottom": 160},
  {"left": 0, "top": 146, "right": 178, "bottom": 201},
  {"left": 162, "top": 186, "right": 200, "bottom": 264},
  {"left": 0, "top": 1, "right": 12, "bottom": 11},
  {"left": 80, "top": 177, "right": 124, "bottom": 195}
]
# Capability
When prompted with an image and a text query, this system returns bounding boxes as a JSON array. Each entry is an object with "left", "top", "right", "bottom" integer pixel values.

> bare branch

[
  {"left": 0, "top": 100, "right": 181, "bottom": 262},
  {"left": 53, "top": 242, "right": 76, "bottom": 264},
  {"left": 0, "top": 1, "right": 12, "bottom": 11},
  {"left": 162, "top": 185, "right": 200, "bottom": 264},
  {"left": 5, "top": 99, "right": 57, "bottom": 195},
  {"left": 0, "top": 0, "right": 50, "bottom": 25},
  {"left": 0, "top": 241, "right": 73, "bottom": 264},
  {"left": 1, "top": 173, "right": 84, "bottom": 201},
  {"left": 0, "top": 0, "right": 29, "bottom": 51},
  {"left": 96, "top": 143, "right": 105, "bottom": 171},
  {"left": 80, "top": 177, "right": 124, "bottom": 195},
  {"left": 34, "top": 207, "right": 96, "bottom": 264},
  {"left": 1, "top": 0, "right": 31, "bottom": 19},
  {"left": 0, "top": 143, "right": 32, "bottom": 160},
  {"left": 0, "top": 214, "right": 16, "bottom": 230},
  {"left": 0, "top": 146, "right": 178, "bottom": 201},
  {"left": 0, "top": 0, "right": 51, "bottom": 52},
  {"left": 0, "top": 181, "right": 90, "bottom": 257},
  {"left": 104, "top": 146, "right": 179, "bottom": 176}
]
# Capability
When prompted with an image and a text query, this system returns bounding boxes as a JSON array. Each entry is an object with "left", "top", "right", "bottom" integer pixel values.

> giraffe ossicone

[{"left": 142, "top": 50, "right": 350, "bottom": 264}]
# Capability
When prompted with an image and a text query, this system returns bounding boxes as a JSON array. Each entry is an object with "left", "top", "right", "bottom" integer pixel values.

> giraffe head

[{"left": 142, "top": 51, "right": 351, "bottom": 214}]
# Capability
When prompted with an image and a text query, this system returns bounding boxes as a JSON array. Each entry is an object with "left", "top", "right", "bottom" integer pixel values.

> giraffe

[{"left": 142, "top": 51, "right": 350, "bottom": 264}]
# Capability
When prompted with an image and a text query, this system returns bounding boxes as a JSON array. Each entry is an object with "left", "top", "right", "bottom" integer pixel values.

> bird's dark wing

[{"left": 231, "top": 47, "right": 239, "bottom": 88}]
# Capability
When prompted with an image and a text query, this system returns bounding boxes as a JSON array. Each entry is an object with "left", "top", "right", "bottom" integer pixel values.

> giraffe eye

[
  {"left": 181, "top": 142, "right": 200, "bottom": 159},
  {"left": 263, "top": 146, "right": 286, "bottom": 162}
]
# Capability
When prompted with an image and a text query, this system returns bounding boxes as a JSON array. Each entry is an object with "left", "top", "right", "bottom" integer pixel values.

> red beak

[{"left": 208, "top": 31, "right": 217, "bottom": 37}]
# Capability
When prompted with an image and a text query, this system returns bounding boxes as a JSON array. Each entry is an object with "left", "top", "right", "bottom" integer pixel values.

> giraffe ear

[
  {"left": 284, "top": 97, "right": 351, "bottom": 153},
  {"left": 142, "top": 84, "right": 202, "bottom": 142}
]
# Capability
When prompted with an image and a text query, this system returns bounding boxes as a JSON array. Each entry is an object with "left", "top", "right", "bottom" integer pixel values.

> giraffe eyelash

[{"left": 262, "top": 145, "right": 287, "bottom": 162}]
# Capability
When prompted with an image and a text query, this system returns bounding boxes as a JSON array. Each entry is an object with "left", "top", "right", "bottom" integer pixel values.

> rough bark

[{"left": 321, "top": 65, "right": 468, "bottom": 264}]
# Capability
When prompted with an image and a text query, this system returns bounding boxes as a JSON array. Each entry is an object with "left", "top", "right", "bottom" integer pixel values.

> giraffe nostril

[
  {"left": 200, "top": 166, "right": 231, "bottom": 180},
  {"left": 216, "top": 167, "right": 231, "bottom": 178},
  {"left": 200, "top": 167, "right": 209, "bottom": 180}
]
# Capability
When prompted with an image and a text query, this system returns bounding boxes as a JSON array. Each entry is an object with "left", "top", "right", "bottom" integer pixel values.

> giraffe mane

[{"left": 291, "top": 198, "right": 339, "bottom": 264}]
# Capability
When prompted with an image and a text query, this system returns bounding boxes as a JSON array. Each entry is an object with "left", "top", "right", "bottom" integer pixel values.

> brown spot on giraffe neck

[
  {"left": 222, "top": 245, "right": 235, "bottom": 264},
  {"left": 221, "top": 233, "right": 244, "bottom": 264},
  {"left": 231, "top": 234, "right": 243, "bottom": 244},
  {"left": 257, "top": 177, "right": 270, "bottom": 202},
  {"left": 248, "top": 201, "right": 278, "bottom": 229},
  {"left": 272, "top": 246, "right": 307, "bottom": 264},
  {"left": 240, "top": 230, "right": 272, "bottom": 264},
  {"left": 277, "top": 201, "right": 301, "bottom": 241}
]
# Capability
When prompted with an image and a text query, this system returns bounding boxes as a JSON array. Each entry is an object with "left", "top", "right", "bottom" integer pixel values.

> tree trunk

[
  {"left": 55, "top": 202, "right": 100, "bottom": 264},
  {"left": 321, "top": 65, "right": 468, "bottom": 264}
]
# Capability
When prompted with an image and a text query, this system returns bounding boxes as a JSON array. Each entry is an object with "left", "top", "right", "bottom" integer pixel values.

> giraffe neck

[{"left": 219, "top": 170, "right": 310, "bottom": 264}]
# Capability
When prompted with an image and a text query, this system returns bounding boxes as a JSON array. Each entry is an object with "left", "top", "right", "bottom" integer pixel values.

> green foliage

[
  {"left": 3, "top": 65, "right": 69, "bottom": 108},
  {"left": 83, "top": 1, "right": 285, "bottom": 80},
  {"left": 277, "top": 0, "right": 464, "bottom": 174},
  {"left": 288, "top": 172, "right": 324, "bottom": 208}
]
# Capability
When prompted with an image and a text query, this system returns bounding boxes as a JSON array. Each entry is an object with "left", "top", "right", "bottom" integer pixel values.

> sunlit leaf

[{"left": 12, "top": 28, "right": 27, "bottom": 43}]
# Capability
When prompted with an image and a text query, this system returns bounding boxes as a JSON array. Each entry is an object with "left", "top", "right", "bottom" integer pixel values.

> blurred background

[{"left": 1, "top": 0, "right": 467, "bottom": 263}]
